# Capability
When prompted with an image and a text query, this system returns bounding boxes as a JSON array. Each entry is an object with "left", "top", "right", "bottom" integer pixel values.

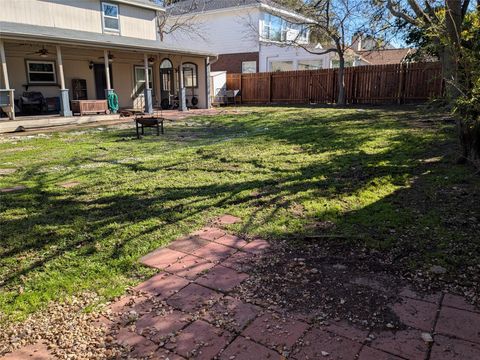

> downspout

[{"left": 205, "top": 55, "right": 219, "bottom": 109}]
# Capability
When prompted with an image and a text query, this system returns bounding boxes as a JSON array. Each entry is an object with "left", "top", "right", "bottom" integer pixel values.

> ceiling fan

[
  {"left": 98, "top": 52, "right": 115, "bottom": 61},
  {"left": 138, "top": 56, "right": 156, "bottom": 64},
  {"left": 26, "top": 46, "right": 50, "bottom": 57}
]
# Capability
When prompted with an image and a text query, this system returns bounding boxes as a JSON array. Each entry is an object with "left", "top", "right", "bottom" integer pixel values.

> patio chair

[{"left": 19, "top": 91, "right": 46, "bottom": 114}]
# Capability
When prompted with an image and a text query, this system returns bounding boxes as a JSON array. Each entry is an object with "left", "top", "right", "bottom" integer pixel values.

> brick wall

[{"left": 211, "top": 52, "right": 259, "bottom": 73}]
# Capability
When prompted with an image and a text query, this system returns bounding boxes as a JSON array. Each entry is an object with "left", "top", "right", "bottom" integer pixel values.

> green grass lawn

[{"left": 1, "top": 106, "right": 479, "bottom": 323}]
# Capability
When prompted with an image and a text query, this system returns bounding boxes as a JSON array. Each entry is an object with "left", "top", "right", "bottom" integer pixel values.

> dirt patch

[{"left": 235, "top": 240, "right": 422, "bottom": 331}]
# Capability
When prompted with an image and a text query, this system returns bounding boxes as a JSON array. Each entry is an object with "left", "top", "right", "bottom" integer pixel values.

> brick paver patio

[{"left": 5, "top": 215, "right": 480, "bottom": 359}]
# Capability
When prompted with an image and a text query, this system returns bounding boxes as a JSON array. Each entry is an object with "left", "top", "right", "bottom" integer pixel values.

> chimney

[{"left": 351, "top": 33, "right": 363, "bottom": 51}]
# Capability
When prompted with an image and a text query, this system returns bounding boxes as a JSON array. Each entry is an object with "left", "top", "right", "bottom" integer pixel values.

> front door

[
  {"left": 160, "top": 68, "right": 174, "bottom": 108},
  {"left": 93, "top": 64, "right": 113, "bottom": 100},
  {"left": 159, "top": 59, "right": 174, "bottom": 109},
  {"left": 133, "top": 66, "right": 153, "bottom": 110}
]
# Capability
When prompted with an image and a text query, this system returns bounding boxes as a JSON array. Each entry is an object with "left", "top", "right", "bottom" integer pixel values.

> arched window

[
  {"left": 160, "top": 59, "right": 173, "bottom": 69},
  {"left": 182, "top": 62, "right": 198, "bottom": 88}
]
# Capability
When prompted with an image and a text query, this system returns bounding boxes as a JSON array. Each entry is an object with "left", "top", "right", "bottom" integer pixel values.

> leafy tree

[{"left": 378, "top": 1, "right": 480, "bottom": 166}]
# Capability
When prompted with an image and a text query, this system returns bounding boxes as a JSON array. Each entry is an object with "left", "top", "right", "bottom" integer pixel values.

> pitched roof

[
  {"left": 355, "top": 48, "right": 413, "bottom": 65},
  {"left": 116, "top": 0, "right": 165, "bottom": 11},
  {"left": 168, "top": 0, "right": 291, "bottom": 15},
  {"left": 0, "top": 21, "right": 216, "bottom": 57}
]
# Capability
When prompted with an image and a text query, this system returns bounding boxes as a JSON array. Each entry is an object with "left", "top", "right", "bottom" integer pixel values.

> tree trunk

[
  {"left": 443, "top": 0, "right": 463, "bottom": 100},
  {"left": 456, "top": 119, "right": 480, "bottom": 167},
  {"left": 337, "top": 54, "right": 346, "bottom": 105}
]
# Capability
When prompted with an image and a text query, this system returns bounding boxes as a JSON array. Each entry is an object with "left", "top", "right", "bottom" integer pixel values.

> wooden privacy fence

[{"left": 226, "top": 62, "right": 443, "bottom": 105}]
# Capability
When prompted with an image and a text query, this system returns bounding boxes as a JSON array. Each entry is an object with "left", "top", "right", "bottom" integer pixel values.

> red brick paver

[
  {"left": 243, "top": 313, "right": 309, "bottom": 349},
  {"left": 166, "top": 254, "right": 215, "bottom": 280},
  {"left": 59, "top": 181, "right": 81, "bottom": 188},
  {"left": 391, "top": 297, "right": 438, "bottom": 331},
  {"left": 220, "top": 336, "right": 282, "bottom": 360},
  {"left": 140, "top": 248, "right": 186, "bottom": 269},
  {"left": 399, "top": 286, "right": 442, "bottom": 304},
  {"left": 214, "top": 234, "right": 248, "bottom": 249},
  {"left": 196, "top": 265, "right": 249, "bottom": 292},
  {"left": 203, "top": 296, "right": 261, "bottom": 332},
  {"left": 154, "top": 348, "right": 186, "bottom": 359},
  {"left": 2, "top": 343, "right": 52, "bottom": 360},
  {"left": 191, "top": 241, "right": 237, "bottom": 263},
  {"left": 369, "top": 329, "right": 429, "bottom": 359},
  {"left": 241, "top": 238, "right": 271, "bottom": 254},
  {"left": 442, "top": 293, "right": 479, "bottom": 313},
  {"left": 116, "top": 328, "right": 158, "bottom": 358},
  {"left": 0, "top": 185, "right": 26, "bottom": 193},
  {"left": 7, "top": 215, "right": 480, "bottom": 360},
  {"left": 167, "top": 283, "right": 223, "bottom": 312},
  {"left": 168, "top": 235, "right": 210, "bottom": 254},
  {"left": 135, "top": 272, "right": 189, "bottom": 299},
  {"left": 215, "top": 214, "right": 242, "bottom": 225},
  {"left": 292, "top": 327, "right": 362, "bottom": 360},
  {"left": 192, "top": 227, "right": 226, "bottom": 241},
  {"left": 319, "top": 320, "right": 369, "bottom": 342},
  {"left": 435, "top": 306, "right": 480, "bottom": 344},
  {"left": 357, "top": 346, "right": 404, "bottom": 360},
  {"left": 135, "top": 310, "right": 191, "bottom": 342},
  {"left": 430, "top": 334, "right": 480, "bottom": 360},
  {"left": 173, "top": 320, "right": 233, "bottom": 359},
  {"left": 221, "top": 250, "right": 256, "bottom": 272}
]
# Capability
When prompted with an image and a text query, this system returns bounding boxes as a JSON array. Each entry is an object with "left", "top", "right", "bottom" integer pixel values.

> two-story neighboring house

[
  {"left": 165, "top": 0, "right": 332, "bottom": 74},
  {"left": 0, "top": 0, "right": 215, "bottom": 122}
]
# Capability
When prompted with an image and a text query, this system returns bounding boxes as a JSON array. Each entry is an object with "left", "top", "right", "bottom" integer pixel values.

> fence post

[
  {"left": 268, "top": 72, "right": 272, "bottom": 103},
  {"left": 307, "top": 71, "right": 312, "bottom": 103},
  {"left": 397, "top": 64, "right": 403, "bottom": 104},
  {"left": 331, "top": 69, "right": 336, "bottom": 103},
  {"left": 239, "top": 74, "right": 243, "bottom": 104}
]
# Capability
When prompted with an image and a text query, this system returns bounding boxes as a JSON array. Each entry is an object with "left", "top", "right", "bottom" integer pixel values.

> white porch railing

[{"left": 0, "top": 89, "right": 15, "bottom": 120}]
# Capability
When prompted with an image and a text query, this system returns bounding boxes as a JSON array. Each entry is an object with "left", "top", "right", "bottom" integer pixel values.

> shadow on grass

[{"left": 1, "top": 106, "right": 477, "bottom": 319}]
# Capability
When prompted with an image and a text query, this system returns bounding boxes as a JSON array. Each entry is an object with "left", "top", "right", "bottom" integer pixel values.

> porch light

[{"left": 89, "top": 61, "right": 94, "bottom": 70}]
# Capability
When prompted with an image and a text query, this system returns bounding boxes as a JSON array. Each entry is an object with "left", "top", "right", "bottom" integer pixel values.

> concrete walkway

[{"left": 4, "top": 215, "right": 480, "bottom": 359}]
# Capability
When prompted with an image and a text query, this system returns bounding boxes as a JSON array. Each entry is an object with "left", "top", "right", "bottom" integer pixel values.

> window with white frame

[
  {"left": 134, "top": 66, "right": 153, "bottom": 94},
  {"left": 102, "top": 2, "right": 120, "bottom": 32},
  {"left": 26, "top": 60, "right": 56, "bottom": 84},
  {"left": 262, "top": 13, "right": 308, "bottom": 43},
  {"left": 242, "top": 61, "right": 257, "bottom": 73},
  {"left": 182, "top": 63, "right": 198, "bottom": 88},
  {"left": 270, "top": 60, "right": 293, "bottom": 72},
  {"left": 298, "top": 59, "right": 323, "bottom": 70}
]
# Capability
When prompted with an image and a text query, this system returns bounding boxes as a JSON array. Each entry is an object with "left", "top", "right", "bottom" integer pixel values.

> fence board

[{"left": 226, "top": 62, "right": 442, "bottom": 105}]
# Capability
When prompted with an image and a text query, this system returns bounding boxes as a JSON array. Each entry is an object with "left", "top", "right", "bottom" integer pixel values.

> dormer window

[{"left": 102, "top": 2, "right": 120, "bottom": 32}]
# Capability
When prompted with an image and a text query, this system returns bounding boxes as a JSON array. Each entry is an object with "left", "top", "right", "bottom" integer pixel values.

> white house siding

[
  {"left": 164, "top": 7, "right": 260, "bottom": 54},
  {"left": 259, "top": 42, "right": 332, "bottom": 72},
  {"left": 0, "top": 0, "right": 157, "bottom": 40}
]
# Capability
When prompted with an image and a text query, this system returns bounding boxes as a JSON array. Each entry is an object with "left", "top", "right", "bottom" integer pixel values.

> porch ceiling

[{"left": 0, "top": 21, "right": 216, "bottom": 58}]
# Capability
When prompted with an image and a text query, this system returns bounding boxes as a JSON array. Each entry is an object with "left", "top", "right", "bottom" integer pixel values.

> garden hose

[{"left": 107, "top": 91, "right": 119, "bottom": 114}]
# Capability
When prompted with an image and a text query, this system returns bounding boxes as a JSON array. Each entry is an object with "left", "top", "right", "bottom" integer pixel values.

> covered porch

[{"left": 0, "top": 22, "right": 215, "bottom": 122}]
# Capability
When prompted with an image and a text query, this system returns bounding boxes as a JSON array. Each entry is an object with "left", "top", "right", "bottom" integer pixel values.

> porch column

[
  {"left": 0, "top": 40, "right": 15, "bottom": 120},
  {"left": 143, "top": 54, "right": 153, "bottom": 114},
  {"left": 104, "top": 50, "right": 114, "bottom": 100},
  {"left": 205, "top": 57, "right": 211, "bottom": 109},
  {"left": 56, "top": 45, "right": 72, "bottom": 117},
  {"left": 178, "top": 62, "right": 187, "bottom": 112}
]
